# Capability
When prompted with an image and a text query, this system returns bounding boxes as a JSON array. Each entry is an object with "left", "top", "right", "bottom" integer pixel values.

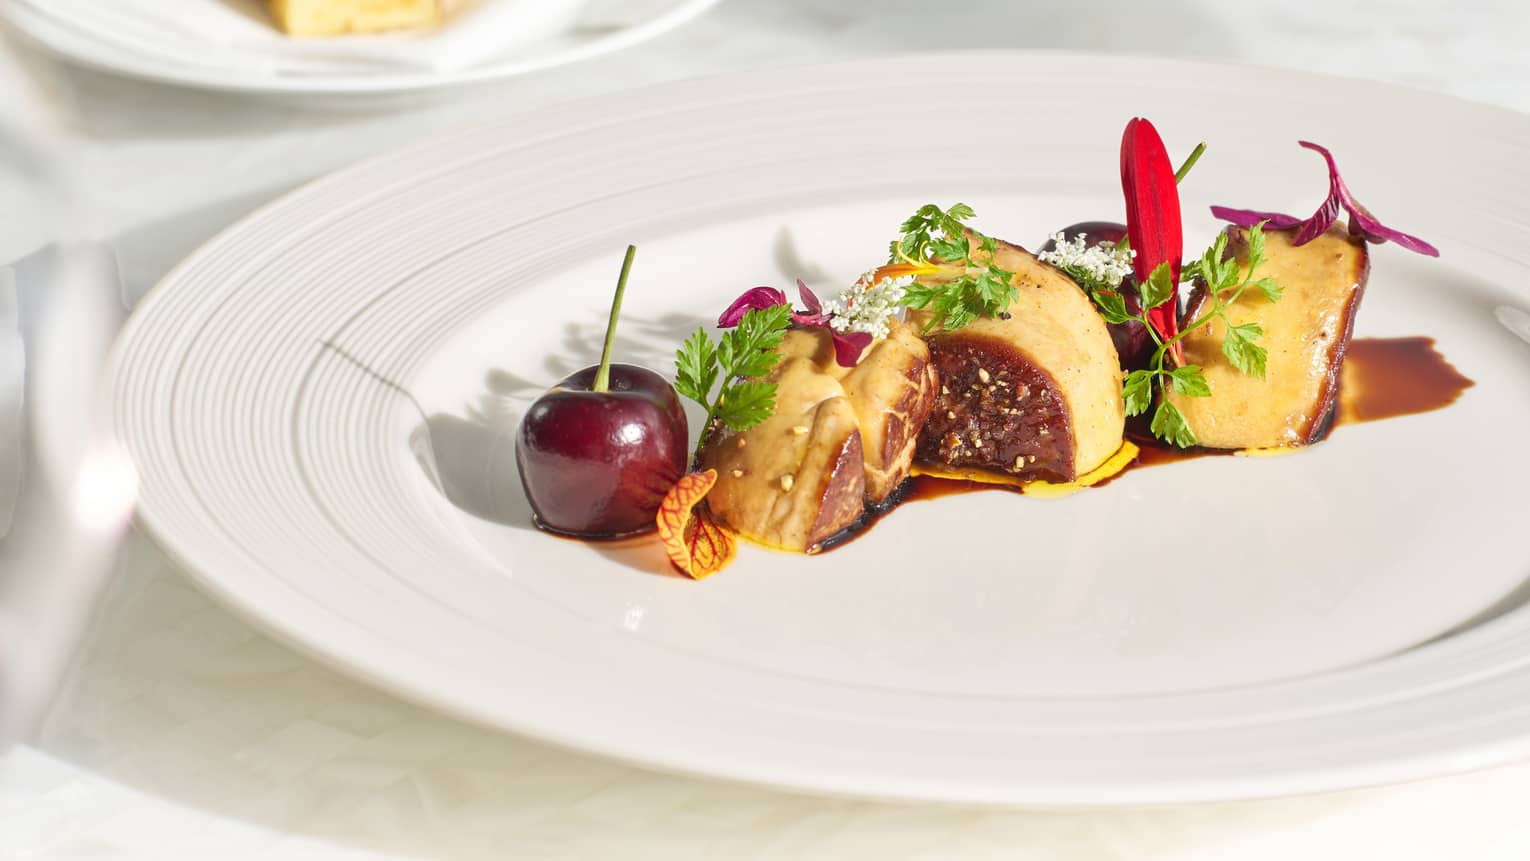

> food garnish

[
  {"left": 1118, "top": 223, "right": 1280, "bottom": 447},
  {"left": 675, "top": 302, "right": 793, "bottom": 458},
  {"left": 1042, "top": 121, "right": 1283, "bottom": 448},
  {"left": 718, "top": 281, "right": 873, "bottom": 368},
  {"left": 515, "top": 246, "right": 690, "bottom": 537},
  {"left": 823, "top": 270, "right": 913, "bottom": 343},
  {"left": 1120, "top": 118, "right": 1186, "bottom": 364},
  {"left": 656, "top": 469, "right": 736, "bottom": 579},
  {"left": 1211, "top": 141, "right": 1439, "bottom": 257},
  {"left": 890, "top": 203, "right": 1020, "bottom": 333},
  {"left": 519, "top": 118, "right": 1455, "bottom": 577}
]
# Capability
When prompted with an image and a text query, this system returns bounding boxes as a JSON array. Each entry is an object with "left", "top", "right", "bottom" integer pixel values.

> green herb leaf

[
  {"left": 889, "top": 203, "right": 1019, "bottom": 332},
  {"left": 1221, "top": 322, "right": 1268, "bottom": 378},
  {"left": 1091, "top": 289, "right": 1132, "bottom": 325},
  {"left": 1251, "top": 277, "right": 1283, "bottom": 303},
  {"left": 1150, "top": 399, "right": 1197, "bottom": 448},
  {"left": 722, "top": 304, "right": 792, "bottom": 379},
  {"left": 1167, "top": 365, "right": 1211, "bottom": 397},
  {"left": 1122, "top": 369, "right": 1155, "bottom": 417},
  {"left": 715, "top": 380, "right": 778, "bottom": 430},
  {"left": 672, "top": 303, "right": 794, "bottom": 458},
  {"left": 673, "top": 326, "right": 717, "bottom": 404},
  {"left": 1138, "top": 261, "right": 1177, "bottom": 310},
  {"left": 1246, "top": 221, "right": 1268, "bottom": 271}
]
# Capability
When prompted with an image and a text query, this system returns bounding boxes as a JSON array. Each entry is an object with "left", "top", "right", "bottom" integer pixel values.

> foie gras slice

[
  {"left": 1168, "top": 224, "right": 1370, "bottom": 449},
  {"left": 773, "top": 322, "right": 939, "bottom": 505},
  {"left": 698, "top": 356, "right": 864, "bottom": 553},
  {"left": 912, "top": 238, "right": 1126, "bottom": 482}
]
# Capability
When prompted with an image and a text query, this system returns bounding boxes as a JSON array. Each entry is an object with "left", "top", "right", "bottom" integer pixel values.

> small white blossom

[
  {"left": 823, "top": 271, "right": 912, "bottom": 340},
  {"left": 1036, "top": 233, "right": 1135, "bottom": 288}
]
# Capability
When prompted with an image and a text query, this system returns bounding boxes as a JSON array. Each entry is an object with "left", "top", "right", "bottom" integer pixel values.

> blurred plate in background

[{"left": 0, "top": 0, "right": 721, "bottom": 96}]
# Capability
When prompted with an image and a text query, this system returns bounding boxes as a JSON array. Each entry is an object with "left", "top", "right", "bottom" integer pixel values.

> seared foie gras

[
  {"left": 912, "top": 238, "right": 1126, "bottom": 481},
  {"left": 1168, "top": 225, "right": 1370, "bottom": 449},
  {"left": 698, "top": 356, "right": 865, "bottom": 552},
  {"left": 839, "top": 325, "right": 939, "bottom": 503},
  {"left": 773, "top": 323, "right": 938, "bottom": 504}
]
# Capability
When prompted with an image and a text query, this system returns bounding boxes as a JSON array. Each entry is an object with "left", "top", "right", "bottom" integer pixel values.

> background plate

[
  {"left": 108, "top": 54, "right": 1530, "bottom": 805},
  {"left": 1, "top": 0, "right": 721, "bottom": 96}
]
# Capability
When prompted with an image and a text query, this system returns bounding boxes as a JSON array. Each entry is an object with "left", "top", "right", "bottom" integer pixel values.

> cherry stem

[
  {"left": 591, "top": 244, "right": 636, "bottom": 394},
  {"left": 1174, "top": 142, "right": 1207, "bottom": 185}
]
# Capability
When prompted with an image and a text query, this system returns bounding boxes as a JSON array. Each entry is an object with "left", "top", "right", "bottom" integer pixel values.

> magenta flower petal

[
  {"left": 797, "top": 279, "right": 823, "bottom": 316},
  {"left": 1209, "top": 206, "right": 1304, "bottom": 230},
  {"left": 1212, "top": 141, "right": 1436, "bottom": 256},
  {"left": 1346, "top": 203, "right": 1441, "bottom": 257},
  {"left": 1292, "top": 191, "right": 1342, "bottom": 246},
  {"left": 718, "top": 286, "right": 788, "bottom": 327},
  {"left": 717, "top": 280, "right": 872, "bottom": 367},
  {"left": 831, "top": 331, "right": 873, "bottom": 367}
]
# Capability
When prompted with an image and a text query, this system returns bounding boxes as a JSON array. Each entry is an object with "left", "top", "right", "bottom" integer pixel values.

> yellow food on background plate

[{"left": 269, "top": 0, "right": 476, "bottom": 37}]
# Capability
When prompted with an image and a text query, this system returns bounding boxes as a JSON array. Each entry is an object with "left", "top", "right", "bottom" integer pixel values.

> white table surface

[{"left": 7, "top": 1, "right": 1530, "bottom": 858}]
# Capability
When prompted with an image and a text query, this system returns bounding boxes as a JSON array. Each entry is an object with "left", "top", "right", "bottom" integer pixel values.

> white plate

[
  {"left": 107, "top": 54, "right": 1530, "bottom": 805},
  {"left": 1, "top": 0, "right": 719, "bottom": 96}
]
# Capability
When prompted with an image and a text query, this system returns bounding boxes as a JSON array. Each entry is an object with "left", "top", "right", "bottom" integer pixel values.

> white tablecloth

[{"left": 6, "top": 1, "right": 1530, "bottom": 857}]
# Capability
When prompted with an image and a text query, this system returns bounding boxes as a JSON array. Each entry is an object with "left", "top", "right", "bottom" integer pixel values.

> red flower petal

[
  {"left": 831, "top": 331, "right": 873, "bottom": 367},
  {"left": 797, "top": 279, "right": 823, "bottom": 316},
  {"left": 718, "top": 286, "right": 788, "bottom": 327},
  {"left": 1121, "top": 118, "right": 1184, "bottom": 364}
]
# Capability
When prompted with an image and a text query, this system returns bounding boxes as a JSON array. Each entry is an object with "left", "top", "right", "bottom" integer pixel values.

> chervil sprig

[
  {"left": 1113, "top": 221, "right": 1281, "bottom": 448},
  {"left": 889, "top": 203, "right": 1019, "bottom": 333},
  {"left": 674, "top": 304, "right": 793, "bottom": 457}
]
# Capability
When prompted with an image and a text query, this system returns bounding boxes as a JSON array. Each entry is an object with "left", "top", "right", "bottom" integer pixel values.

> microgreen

[
  {"left": 888, "top": 203, "right": 1019, "bottom": 333},
  {"left": 1107, "top": 222, "right": 1281, "bottom": 447},
  {"left": 674, "top": 303, "right": 792, "bottom": 458}
]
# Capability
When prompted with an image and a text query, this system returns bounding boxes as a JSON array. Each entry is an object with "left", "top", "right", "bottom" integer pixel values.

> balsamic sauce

[
  {"left": 810, "top": 336, "right": 1473, "bottom": 553},
  {"left": 1335, "top": 336, "right": 1475, "bottom": 426}
]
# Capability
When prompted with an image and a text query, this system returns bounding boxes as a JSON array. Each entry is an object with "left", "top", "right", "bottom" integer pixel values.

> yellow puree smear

[{"left": 909, "top": 440, "right": 1140, "bottom": 499}]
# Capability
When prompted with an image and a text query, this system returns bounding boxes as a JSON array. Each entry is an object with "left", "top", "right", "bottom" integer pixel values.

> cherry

[
  {"left": 515, "top": 247, "right": 688, "bottom": 538},
  {"left": 1039, "top": 220, "right": 1127, "bottom": 253}
]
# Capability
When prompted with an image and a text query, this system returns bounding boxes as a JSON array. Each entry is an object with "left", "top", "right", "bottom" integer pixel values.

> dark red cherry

[
  {"left": 516, "top": 363, "right": 687, "bottom": 538},
  {"left": 514, "top": 245, "right": 688, "bottom": 538}
]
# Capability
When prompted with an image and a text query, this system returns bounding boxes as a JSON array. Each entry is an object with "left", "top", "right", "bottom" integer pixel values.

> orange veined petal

[
  {"left": 872, "top": 262, "right": 942, "bottom": 282},
  {"left": 656, "top": 469, "right": 737, "bottom": 580}
]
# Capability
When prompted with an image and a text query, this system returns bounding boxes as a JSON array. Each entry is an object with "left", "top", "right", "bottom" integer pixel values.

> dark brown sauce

[
  {"left": 1335, "top": 336, "right": 1475, "bottom": 426},
  {"left": 811, "top": 474, "right": 1019, "bottom": 554},
  {"left": 813, "top": 336, "right": 1472, "bottom": 552}
]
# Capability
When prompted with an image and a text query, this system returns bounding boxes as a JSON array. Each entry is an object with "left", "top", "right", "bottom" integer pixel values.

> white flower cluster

[
  {"left": 823, "top": 271, "right": 912, "bottom": 340},
  {"left": 1036, "top": 233, "right": 1136, "bottom": 287}
]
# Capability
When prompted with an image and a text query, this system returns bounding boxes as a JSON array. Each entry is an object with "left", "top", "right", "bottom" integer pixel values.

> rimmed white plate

[
  {"left": 1, "top": 0, "right": 719, "bottom": 96},
  {"left": 107, "top": 54, "right": 1530, "bottom": 805}
]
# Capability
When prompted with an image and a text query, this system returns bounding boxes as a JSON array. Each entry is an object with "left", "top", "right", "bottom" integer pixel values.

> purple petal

[
  {"left": 830, "top": 331, "right": 872, "bottom": 367},
  {"left": 717, "top": 286, "right": 788, "bottom": 327},
  {"left": 1209, "top": 206, "right": 1304, "bottom": 230},
  {"left": 1299, "top": 140, "right": 1438, "bottom": 256},
  {"left": 1347, "top": 207, "right": 1441, "bottom": 257},
  {"left": 797, "top": 279, "right": 823, "bottom": 315},
  {"left": 1292, "top": 193, "right": 1342, "bottom": 246}
]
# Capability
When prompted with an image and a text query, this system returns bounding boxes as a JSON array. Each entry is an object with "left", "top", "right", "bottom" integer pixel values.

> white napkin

[{"left": 8, "top": 0, "right": 588, "bottom": 75}]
